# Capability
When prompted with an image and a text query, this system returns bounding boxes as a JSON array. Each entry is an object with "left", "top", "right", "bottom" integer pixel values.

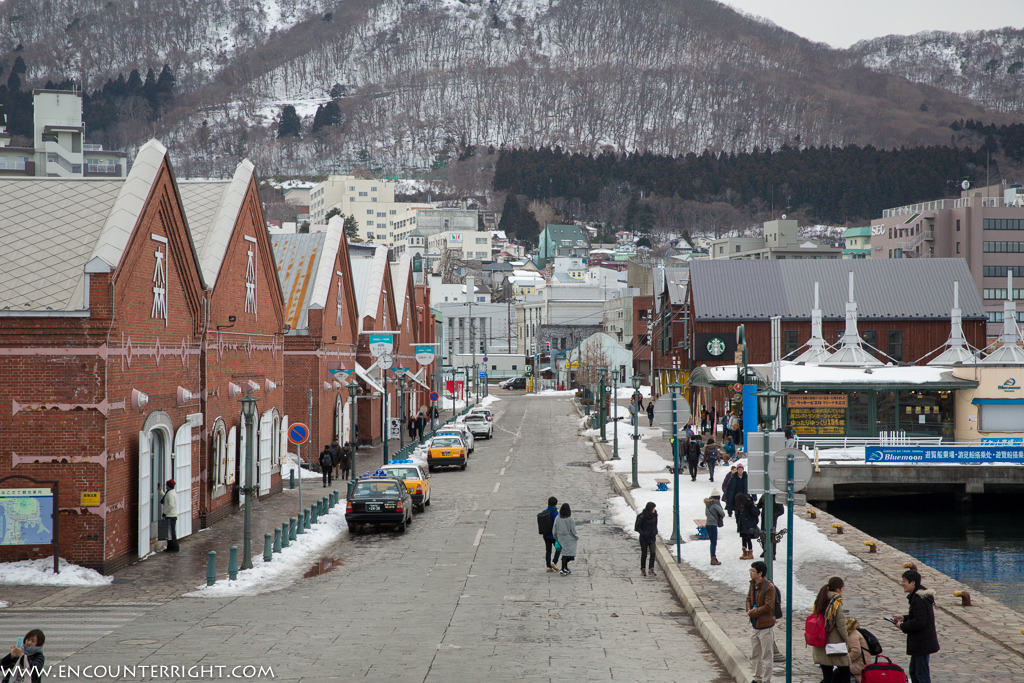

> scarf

[{"left": 825, "top": 595, "right": 843, "bottom": 629}]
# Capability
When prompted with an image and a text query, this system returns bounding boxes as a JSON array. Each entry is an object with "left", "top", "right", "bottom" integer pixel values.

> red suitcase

[{"left": 861, "top": 655, "right": 908, "bottom": 683}]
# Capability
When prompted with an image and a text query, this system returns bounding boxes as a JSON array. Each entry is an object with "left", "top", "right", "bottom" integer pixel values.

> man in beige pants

[{"left": 745, "top": 561, "right": 777, "bottom": 683}]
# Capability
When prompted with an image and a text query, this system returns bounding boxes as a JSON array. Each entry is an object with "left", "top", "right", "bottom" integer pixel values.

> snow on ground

[
  {"left": 527, "top": 389, "right": 576, "bottom": 397},
  {"left": 595, "top": 432, "right": 860, "bottom": 610},
  {"left": 478, "top": 395, "right": 502, "bottom": 408},
  {"left": 186, "top": 499, "right": 350, "bottom": 598},
  {"left": 0, "top": 600, "right": 7, "bottom": 608},
  {"left": 281, "top": 452, "right": 321, "bottom": 481},
  {"left": 0, "top": 558, "right": 113, "bottom": 587}
]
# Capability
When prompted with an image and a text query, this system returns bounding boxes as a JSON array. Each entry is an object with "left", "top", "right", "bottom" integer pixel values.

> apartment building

[
  {"left": 308, "top": 175, "right": 428, "bottom": 246},
  {"left": 708, "top": 219, "right": 841, "bottom": 260}
]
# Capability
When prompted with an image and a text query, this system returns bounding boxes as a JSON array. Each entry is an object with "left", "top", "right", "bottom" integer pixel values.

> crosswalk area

[{"left": 0, "top": 603, "right": 157, "bottom": 662}]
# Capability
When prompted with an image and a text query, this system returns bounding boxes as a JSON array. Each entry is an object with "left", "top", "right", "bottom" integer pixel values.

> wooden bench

[
  {"left": 693, "top": 518, "right": 708, "bottom": 540},
  {"left": 654, "top": 478, "right": 670, "bottom": 491}
]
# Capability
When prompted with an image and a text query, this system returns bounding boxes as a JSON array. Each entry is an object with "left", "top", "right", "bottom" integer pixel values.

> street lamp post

[
  {"left": 398, "top": 375, "right": 407, "bottom": 451},
  {"left": 598, "top": 368, "right": 607, "bottom": 443},
  {"left": 347, "top": 383, "right": 359, "bottom": 485},
  {"left": 668, "top": 381, "right": 682, "bottom": 562},
  {"left": 612, "top": 370, "right": 620, "bottom": 460},
  {"left": 754, "top": 385, "right": 785, "bottom": 582},
  {"left": 239, "top": 390, "right": 259, "bottom": 571},
  {"left": 630, "top": 374, "right": 642, "bottom": 489}
]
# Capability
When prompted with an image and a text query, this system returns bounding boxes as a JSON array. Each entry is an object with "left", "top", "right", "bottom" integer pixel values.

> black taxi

[{"left": 345, "top": 471, "right": 413, "bottom": 533}]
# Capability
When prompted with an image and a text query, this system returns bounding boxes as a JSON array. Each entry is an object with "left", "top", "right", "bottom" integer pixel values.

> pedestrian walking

[
  {"left": 416, "top": 413, "right": 426, "bottom": 442},
  {"left": 846, "top": 617, "right": 872, "bottom": 683},
  {"left": 686, "top": 434, "right": 702, "bottom": 481},
  {"left": 646, "top": 402, "right": 654, "bottom": 427},
  {"left": 784, "top": 424, "right": 796, "bottom": 448},
  {"left": 724, "top": 463, "right": 749, "bottom": 516},
  {"left": 709, "top": 405, "right": 718, "bottom": 437},
  {"left": 628, "top": 399, "right": 637, "bottom": 426},
  {"left": 634, "top": 502, "right": 658, "bottom": 576},
  {"left": 746, "top": 561, "right": 777, "bottom": 683},
  {"left": 319, "top": 445, "right": 333, "bottom": 487},
  {"left": 161, "top": 479, "right": 179, "bottom": 552},
  {"left": 891, "top": 569, "right": 939, "bottom": 683},
  {"left": 721, "top": 465, "right": 737, "bottom": 504},
  {"left": 407, "top": 416, "right": 416, "bottom": 440},
  {"left": 811, "top": 577, "right": 851, "bottom": 683},
  {"left": 340, "top": 442, "right": 352, "bottom": 480},
  {"left": 538, "top": 496, "right": 561, "bottom": 571},
  {"left": 1, "top": 628, "right": 45, "bottom": 683},
  {"left": 703, "top": 438, "right": 720, "bottom": 482},
  {"left": 729, "top": 411, "right": 742, "bottom": 448},
  {"left": 735, "top": 493, "right": 759, "bottom": 560},
  {"left": 553, "top": 503, "right": 578, "bottom": 575},
  {"left": 704, "top": 489, "right": 725, "bottom": 566},
  {"left": 330, "top": 436, "right": 342, "bottom": 479},
  {"left": 700, "top": 407, "right": 709, "bottom": 433}
]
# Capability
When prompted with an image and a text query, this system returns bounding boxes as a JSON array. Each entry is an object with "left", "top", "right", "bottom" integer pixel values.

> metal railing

[{"left": 795, "top": 434, "right": 944, "bottom": 450}]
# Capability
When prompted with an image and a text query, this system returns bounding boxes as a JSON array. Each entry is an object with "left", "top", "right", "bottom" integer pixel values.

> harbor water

[{"left": 829, "top": 492, "right": 1024, "bottom": 613}]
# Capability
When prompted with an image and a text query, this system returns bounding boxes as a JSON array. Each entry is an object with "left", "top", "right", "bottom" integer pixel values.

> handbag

[
  {"left": 554, "top": 540, "right": 561, "bottom": 550},
  {"left": 158, "top": 518, "right": 172, "bottom": 541},
  {"left": 825, "top": 642, "right": 849, "bottom": 656}
]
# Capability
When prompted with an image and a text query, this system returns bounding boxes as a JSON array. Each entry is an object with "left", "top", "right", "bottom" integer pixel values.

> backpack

[
  {"left": 537, "top": 509, "right": 554, "bottom": 535},
  {"left": 805, "top": 597, "right": 838, "bottom": 647},
  {"left": 858, "top": 627, "right": 884, "bottom": 656},
  {"left": 761, "top": 580, "right": 783, "bottom": 619}
]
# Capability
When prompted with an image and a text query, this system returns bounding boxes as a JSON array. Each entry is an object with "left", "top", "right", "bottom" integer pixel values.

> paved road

[{"left": 1, "top": 394, "right": 731, "bottom": 682}]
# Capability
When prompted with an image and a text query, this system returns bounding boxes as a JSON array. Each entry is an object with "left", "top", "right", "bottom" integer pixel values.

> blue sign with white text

[{"left": 865, "top": 446, "right": 1024, "bottom": 464}]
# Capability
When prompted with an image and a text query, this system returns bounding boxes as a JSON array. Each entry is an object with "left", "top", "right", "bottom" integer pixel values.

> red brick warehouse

[
  {"left": 179, "top": 160, "right": 289, "bottom": 528},
  {"left": 0, "top": 141, "right": 207, "bottom": 571}
]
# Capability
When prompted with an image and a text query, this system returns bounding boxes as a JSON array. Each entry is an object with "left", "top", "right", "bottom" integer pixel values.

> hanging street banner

[
  {"left": 369, "top": 333, "right": 394, "bottom": 357},
  {"left": 865, "top": 446, "right": 1024, "bottom": 464},
  {"left": 415, "top": 346, "right": 435, "bottom": 365}
]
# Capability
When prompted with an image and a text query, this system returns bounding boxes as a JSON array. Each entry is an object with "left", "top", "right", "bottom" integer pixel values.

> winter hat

[
  {"left": 736, "top": 464, "right": 744, "bottom": 470},
  {"left": 166, "top": 479, "right": 176, "bottom": 488},
  {"left": 710, "top": 488, "right": 722, "bottom": 498}
]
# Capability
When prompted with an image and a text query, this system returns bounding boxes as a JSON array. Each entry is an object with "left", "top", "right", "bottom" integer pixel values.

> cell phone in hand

[
  {"left": 16, "top": 637, "right": 23, "bottom": 649},
  {"left": 883, "top": 616, "right": 897, "bottom": 625}
]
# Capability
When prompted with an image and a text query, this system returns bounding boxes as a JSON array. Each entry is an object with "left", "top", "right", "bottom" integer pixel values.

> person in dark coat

[
  {"left": 724, "top": 463, "right": 749, "bottom": 516},
  {"left": 319, "top": 445, "right": 333, "bottom": 487},
  {"left": 892, "top": 569, "right": 939, "bottom": 683},
  {"left": 407, "top": 416, "right": 417, "bottom": 440},
  {"left": 540, "top": 496, "right": 561, "bottom": 571},
  {"left": 1, "top": 628, "right": 45, "bottom": 683},
  {"left": 703, "top": 439, "right": 720, "bottom": 482},
  {"left": 340, "top": 442, "right": 352, "bottom": 480},
  {"left": 646, "top": 402, "right": 655, "bottom": 427},
  {"left": 735, "top": 493, "right": 759, "bottom": 561},
  {"left": 685, "top": 435, "right": 702, "bottom": 481},
  {"left": 756, "top": 497, "right": 784, "bottom": 559},
  {"left": 329, "top": 437, "right": 342, "bottom": 479},
  {"left": 416, "top": 414, "right": 426, "bottom": 442},
  {"left": 634, "top": 502, "right": 659, "bottom": 576}
]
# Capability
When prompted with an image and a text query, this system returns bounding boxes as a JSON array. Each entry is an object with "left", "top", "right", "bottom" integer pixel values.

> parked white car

[
  {"left": 435, "top": 424, "right": 474, "bottom": 452},
  {"left": 469, "top": 406, "right": 494, "bottom": 423},
  {"left": 463, "top": 413, "right": 493, "bottom": 439}
]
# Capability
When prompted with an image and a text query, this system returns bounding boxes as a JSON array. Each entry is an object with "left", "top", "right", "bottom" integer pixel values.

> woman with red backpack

[{"left": 808, "top": 577, "right": 851, "bottom": 683}]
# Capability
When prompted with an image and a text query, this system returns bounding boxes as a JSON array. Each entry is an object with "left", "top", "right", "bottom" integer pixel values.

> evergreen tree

[
  {"left": 343, "top": 215, "right": 359, "bottom": 239},
  {"left": 277, "top": 105, "right": 302, "bottom": 139}
]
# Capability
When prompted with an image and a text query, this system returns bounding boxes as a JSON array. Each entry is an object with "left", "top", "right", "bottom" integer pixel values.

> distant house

[
  {"left": 842, "top": 226, "right": 872, "bottom": 259},
  {"left": 537, "top": 224, "right": 589, "bottom": 268}
]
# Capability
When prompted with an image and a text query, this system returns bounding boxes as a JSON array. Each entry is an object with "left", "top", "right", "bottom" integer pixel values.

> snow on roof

[
  {"left": 691, "top": 362, "right": 977, "bottom": 388},
  {"left": 180, "top": 159, "right": 255, "bottom": 286},
  {"left": 391, "top": 252, "right": 412, "bottom": 319},
  {"left": 349, "top": 243, "right": 389, "bottom": 331}
]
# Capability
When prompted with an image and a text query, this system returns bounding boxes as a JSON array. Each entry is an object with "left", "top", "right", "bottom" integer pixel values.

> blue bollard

[
  {"left": 303, "top": 509, "right": 311, "bottom": 530},
  {"left": 290, "top": 469, "right": 295, "bottom": 490},
  {"left": 297, "top": 511, "right": 306, "bottom": 534},
  {"left": 311, "top": 504, "right": 318, "bottom": 524},
  {"left": 264, "top": 533, "right": 273, "bottom": 562},
  {"left": 273, "top": 528, "right": 282, "bottom": 553},
  {"left": 206, "top": 551, "right": 217, "bottom": 586},
  {"left": 228, "top": 546, "right": 238, "bottom": 580},
  {"left": 283, "top": 521, "right": 291, "bottom": 546},
  {"left": 288, "top": 517, "right": 296, "bottom": 541}
]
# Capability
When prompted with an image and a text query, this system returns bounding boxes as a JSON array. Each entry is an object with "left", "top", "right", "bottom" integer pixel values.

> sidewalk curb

[{"left": 583, "top": 423, "right": 755, "bottom": 683}]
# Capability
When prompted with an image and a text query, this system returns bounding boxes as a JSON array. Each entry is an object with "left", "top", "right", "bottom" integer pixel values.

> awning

[
  {"left": 972, "top": 398, "right": 1024, "bottom": 405},
  {"left": 354, "top": 362, "right": 385, "bottom": 394},
  {"left": 405, "top": 368, "right": 432, "bottom": 392}
]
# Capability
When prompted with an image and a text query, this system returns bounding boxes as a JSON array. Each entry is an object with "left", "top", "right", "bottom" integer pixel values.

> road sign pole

[
  {"left": 671, "top": 386, "right": 681, "bottom": 561},
  {"left": 612, "top": 372, "right": 619, "bottom": 460}
]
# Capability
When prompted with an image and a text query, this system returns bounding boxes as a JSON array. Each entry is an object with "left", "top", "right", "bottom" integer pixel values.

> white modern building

[{"left": 308, "top": 175, "right": 429, "bottom": 246}]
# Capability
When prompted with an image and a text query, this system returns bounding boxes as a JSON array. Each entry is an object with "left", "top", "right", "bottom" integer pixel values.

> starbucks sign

[
  {"left": 706, "top": 336, "right": 726, "bottom": 357},
  {"left": 694, "top": 333, "right": 737, "bottom": 361}
]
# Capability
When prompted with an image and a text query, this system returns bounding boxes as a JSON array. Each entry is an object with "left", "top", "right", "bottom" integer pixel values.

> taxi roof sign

[{"left": 387, "top": 459, "right": 415, "bottom": 465}]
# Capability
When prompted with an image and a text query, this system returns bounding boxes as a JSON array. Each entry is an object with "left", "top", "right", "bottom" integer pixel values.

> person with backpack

[
  {"left": 703, "top": 489, "right": 725, "bottom": 566},
  {"left": 538, "top": 496, "right": 560, "bottom": 572},
  {"left": 892, "top": 569, "right": 939, "bottom": 683},
  {"left": 735, "top": 492, "right": 759, "bottom": 561},
  {"left": 686, "top": 434, "right": 702, "bottom": 481},
  {"left": 703, "top": 438, "right": 720, "bottom": 482},
  {"left": 745, "top": 560, "right": 778, "bottom": 683},
  {"left": 809, "top": 577, "right": 851, "bottom": 683},
  {"left": 846, "top": 617, "right": 880, "bottom": 683},
  {"left": 319, "top": 445, "right": 334, "bottom": 487},
  {"left": 634, "top": 502, "right": 658, "bottom": 577}
]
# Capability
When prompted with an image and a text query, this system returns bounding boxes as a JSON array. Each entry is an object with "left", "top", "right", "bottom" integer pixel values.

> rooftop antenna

[
  {"left": 928, "top": 281, "right": 979, "bottom": 365},
  {"left": 980, "top": 271, "right": 1024, "bottom": 364},
  {"left": 794, "top": 281, "right": 830, "bottom": 363},
  {"left": 822, "top": 271, "right": 882, "bottom": 366}
]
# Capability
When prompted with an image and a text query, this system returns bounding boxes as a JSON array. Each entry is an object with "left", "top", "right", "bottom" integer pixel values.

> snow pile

[
  {"left": 281, "top": 451, "right": 321, "bottom": 480},
  {"left": 0, "top": 558, "right": 113, "bottom": 587},
  {"left": 186, "top": 500, "right": 349, "bottom": 598}
]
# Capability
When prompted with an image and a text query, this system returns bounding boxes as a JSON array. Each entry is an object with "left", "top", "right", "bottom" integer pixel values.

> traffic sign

[
  {"left": 430, "top": 391, "right": 439, "bottom": 402},
  {"left": 652, "top": 394, "right": 691, "bottom": 430},
  {"left": 767, "top": 448, "right": 813, "bottom": 492},
  {"left": 482, "top": 356, "right": 488, "bottom": 362},
  {"left": 603, "top": 385, "right": 612, "bottom": 394},
  {"left": 288, "top": 423, "right": 309, "bottom": 445}
]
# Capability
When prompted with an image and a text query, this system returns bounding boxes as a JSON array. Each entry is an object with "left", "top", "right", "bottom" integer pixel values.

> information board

[
  {"left": 788, "top": 394, "right": 847, "bottom": 435},
  {"left": 0, "top": 487, "right": 54, "bottom": 546},
  {"left": 866, "top": 446, "right": 1024, "bottom": 464}
]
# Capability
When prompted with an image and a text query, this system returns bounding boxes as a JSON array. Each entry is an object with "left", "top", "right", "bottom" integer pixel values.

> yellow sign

[
  {"left": 788, "top": 394, "right": 848, "bottom": 409},
  {"left": 568, "top": 361, "right": 578, "bottom": 369},
  {"left": 81, "top": 492, "right": 101, "bottom": 506}
]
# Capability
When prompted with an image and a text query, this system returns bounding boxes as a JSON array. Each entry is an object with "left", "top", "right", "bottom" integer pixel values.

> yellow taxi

[
  {"left": 427, "top": 435, "right": 468, "bottom": 472},
  {"left": 382, "top": 460, "right": 432, "bottom": 512}
]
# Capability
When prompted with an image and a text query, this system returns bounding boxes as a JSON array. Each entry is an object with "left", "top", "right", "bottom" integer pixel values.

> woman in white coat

[
  {"left": 552, "top": 503, "right": 578, "bottom": 576},
  {"left": 161, "top": 479, "right": 179, "bottom": 552}
]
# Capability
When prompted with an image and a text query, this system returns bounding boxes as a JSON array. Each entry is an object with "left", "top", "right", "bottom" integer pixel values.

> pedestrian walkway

[
  {"left": 585, "top": 400, "right": 1024, "bottom": 683},
  {"left": 0, "top": 603, "right": 155, "bottom": 661}
]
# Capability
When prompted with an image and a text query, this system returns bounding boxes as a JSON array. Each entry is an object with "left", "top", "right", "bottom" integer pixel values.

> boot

[
  {"left": 740, "top": 549, "right": 754, "bottom": 560},
  {"left": 710, "top": 556, "right": 722, "bottom": 566}
]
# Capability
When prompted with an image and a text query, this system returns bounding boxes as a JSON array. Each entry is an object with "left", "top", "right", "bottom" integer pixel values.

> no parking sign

[{"left": 288, "top": 423, "right": 309, "bottom": 445}]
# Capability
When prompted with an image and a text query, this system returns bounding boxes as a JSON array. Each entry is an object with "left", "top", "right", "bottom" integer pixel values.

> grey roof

[
  {"left": 664, "top": 267, "right": 689, "bottom": 305},
  {"left": 180, "top": 160, "right": 256, "bottom": 286},
  {"left": 690, "top": 259, "right": 986, "bottom": 321},
  {"left": 271, "top": 232, "right": 327, "bottom": 331}
]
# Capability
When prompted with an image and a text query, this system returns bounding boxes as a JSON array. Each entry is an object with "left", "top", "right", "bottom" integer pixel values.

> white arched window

[{"left": 211, "top": 418, "right": 227, "bottom": 489}]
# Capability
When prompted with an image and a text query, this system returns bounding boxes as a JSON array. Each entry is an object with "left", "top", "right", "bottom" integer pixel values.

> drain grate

[{"left": 565, "top": 461, "right": 593, "bottom": 467}]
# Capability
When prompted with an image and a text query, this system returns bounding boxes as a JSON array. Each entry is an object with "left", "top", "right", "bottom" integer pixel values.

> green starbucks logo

[{"left": 707, "top": 337, "right": 726, "bottom": 356}]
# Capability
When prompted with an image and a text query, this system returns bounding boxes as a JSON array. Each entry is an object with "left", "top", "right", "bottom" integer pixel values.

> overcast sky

[{"left": 719, "top": 0, "right": 1024, "bottom": 49}]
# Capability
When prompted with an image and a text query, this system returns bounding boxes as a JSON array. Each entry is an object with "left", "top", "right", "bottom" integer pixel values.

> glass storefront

[{"left": 782, "top": 388, "right": 955, "bottom": 438}]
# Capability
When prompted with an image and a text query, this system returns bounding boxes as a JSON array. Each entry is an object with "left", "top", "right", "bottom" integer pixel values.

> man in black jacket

[
  {"left": 685, "top": 435, "right": 702, "bottom": 481},
  {"left": 892, "top": 569, "right": 939, "bottom": 683},
  {"left": 319, "top": 445, "right": 333, "bottom": 487}
]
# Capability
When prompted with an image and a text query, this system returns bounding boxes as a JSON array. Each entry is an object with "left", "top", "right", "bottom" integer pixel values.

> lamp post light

[
  {"left": 754, "top": 385, "right": 785, "bottom": 582},
  {"left": 630, "top": 374, "right": 642, "bottom": 489},
  {"left": 239, "top": 390, "right": 260, "bottom": 571},
  {"left": 668, "top": 381, "right": 683, "bottom": 561},
  {"left": 347, "top": 383, "right": 359, "bottom": 485},
  {"left": 398, "top": 374, "right": 407, "bottom": 451},
  {"left": 611, "top": 370, "right": 620, "bottom": 460},
  {"left": 598, "top": 368, "right": 607, "bottom": 443}
]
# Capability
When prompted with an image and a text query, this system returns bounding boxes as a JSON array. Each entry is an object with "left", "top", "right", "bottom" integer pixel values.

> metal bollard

[
  {"left": 286, "top": 519, "right": 294, "bottom": 544},
  {"left": 864, "top": 541, "right": 877, "bottom": 553},
  {"left": 273, "top": 528, "right": 282, "bottom": 553},
  {"left": 329, "top": 492, "right": 336, "bottom": 508},
  {"left": 322, "top": 497, "right": 328, "bottom": 514},
  {"left": 311, "top": 504, "right": 318, "bottom": 524},
  {"left": 206, "top": 551, "right": 217, "bottom": 586},
  {"left": 304, "top": 508, "right": 311, "bottom": 530},
  {"left": 228, "top": 546, "right": 238, "bottom": 580},
  {"left": 264, "top": 533, "right": 273, "bottom": 562},
  {"left": 290, "top": 469, "right": 295, "bottom": 490},
  {"left": 297, "top": 511, "right": 306, "bottom": 534}
]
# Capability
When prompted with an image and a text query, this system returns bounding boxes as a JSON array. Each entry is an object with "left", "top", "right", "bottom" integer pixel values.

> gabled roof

[
  {"left": 0, "top": 139, "right": 179, "bottom": 311},
  {"left": 270, "top": 220, "right": 344, "bottom": 331},
  {"left": 349, "top": 243, "right": 389, "bottom": 331},
  {"left": 391, "top": 253, "right": 412, "bottom": 319},
  {"left": 542, "top": 224, "right": 588, "bottom": 244},
  {"left": 179, "top": 160, "right": 255, "bottom": 286},
  {"left": 690, "top": 259, "right": 986, "bottom": 321},
  {"left": 663, "top": 267, "right": 689, "bottom": 306}
]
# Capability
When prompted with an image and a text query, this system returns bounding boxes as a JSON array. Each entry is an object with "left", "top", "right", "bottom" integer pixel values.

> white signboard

[
  {"left": 369, "top": 333, "right": 394, "bottom": 357},
  {"left": 388, "top": 418, "right": 402, "bottom": 439}
]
